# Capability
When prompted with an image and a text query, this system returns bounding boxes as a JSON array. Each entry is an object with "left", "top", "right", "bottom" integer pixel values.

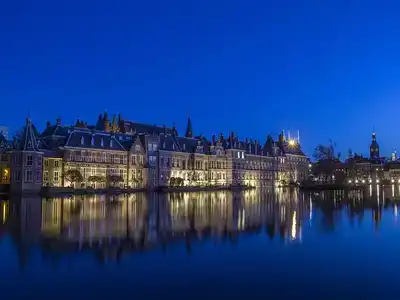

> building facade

[{"left": 4, "top": 113, "right": 309, "bottom": 193}]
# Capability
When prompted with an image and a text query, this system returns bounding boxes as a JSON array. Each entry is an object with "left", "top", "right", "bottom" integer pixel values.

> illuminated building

[{"left": 4, "top": 114, "right": 309, "bottom": 193}]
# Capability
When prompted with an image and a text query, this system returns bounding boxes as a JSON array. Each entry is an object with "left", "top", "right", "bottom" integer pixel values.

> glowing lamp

[{"left": 288, "top": 140, "right": 296, "bottom": 147}]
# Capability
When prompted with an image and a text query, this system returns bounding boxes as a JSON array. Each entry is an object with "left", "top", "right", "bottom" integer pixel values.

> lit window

[
  {"left": 54, "top": 171, "right": 59, "bottom": 182},
  {"left": 91, "top": 136, "right": 95, "bottom": 146},
  {"left": 81, "top": 137, "right": 84, "bottom": 145},
  {"left": 101, "top": 138, "right": 104, "bottom": 147},
  {"left": 110, "top": 139, "right": 113, "bottom": 147}
]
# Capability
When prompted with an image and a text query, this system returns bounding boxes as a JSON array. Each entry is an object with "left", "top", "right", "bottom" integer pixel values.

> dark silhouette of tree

[
  {"left": 313, "top": 140, "right": 341, "bottom": 183},
  {"left": 63, "top": 169, "right": 83, "bottom": 187}
]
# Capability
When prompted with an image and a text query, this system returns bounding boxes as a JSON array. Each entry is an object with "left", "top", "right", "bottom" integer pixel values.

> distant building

[{"left": 0, "top": 126, "right": 8, "bottom": 140}]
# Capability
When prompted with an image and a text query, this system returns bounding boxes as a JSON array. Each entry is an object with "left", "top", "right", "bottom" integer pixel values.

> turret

[
  {"left": 103, "top": 111, "right": 110, "bottom": 132},
  {"left": 370, "top": 131, "right": 379, "bottom": 159},
  {"left": 185, "top": 117, "right": 193, "bottom": 138}
]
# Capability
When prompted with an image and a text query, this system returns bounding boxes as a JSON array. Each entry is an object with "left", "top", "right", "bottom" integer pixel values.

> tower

[
  {"left": 370, "top": 131, "right": 380, "bottom": 159},
  {"left": 185, "top": 117, "right": 193, "bottom": 138},
  {"left": 103, "top": 111, "right": 110, "bottom": 132},
  {"left": 10, "top": 118, "right": 44, "bottom": 194}
]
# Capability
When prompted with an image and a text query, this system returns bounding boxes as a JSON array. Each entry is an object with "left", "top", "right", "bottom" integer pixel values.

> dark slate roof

[
  {"left": 15, "top": 118, "right": 40, "bottom": 151},
  {"left": 175, "top": 136, "right": 202, "bottom": 153},
  {"left": 40, "top": 124, "right": 70, "bottom": 138},
  {"left": 159, "top": 134, "right": 181, "bottom": 152},
  {"left": 121, "top": 121, "right": 174, "bottom": 135},
  {"left": 65, "top": 130, "right": 126, "bottom": 151}
]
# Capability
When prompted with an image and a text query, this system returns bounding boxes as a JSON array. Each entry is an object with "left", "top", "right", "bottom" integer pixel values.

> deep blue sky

[{"left": 1, "top": 0, "right": 400, "bottom": 157}]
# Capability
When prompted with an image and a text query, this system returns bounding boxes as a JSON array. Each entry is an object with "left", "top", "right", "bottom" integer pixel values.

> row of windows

[
  {"left": 68, "top": 151, "right": 127, "bottom": 164},
  {"left": 13, "top": 169, "right": 41, "bottom": 182}
]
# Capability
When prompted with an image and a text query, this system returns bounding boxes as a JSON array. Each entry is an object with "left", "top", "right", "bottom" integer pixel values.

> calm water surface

[{"left": 1, "top": 187, "right": 400, "bottom": 299}]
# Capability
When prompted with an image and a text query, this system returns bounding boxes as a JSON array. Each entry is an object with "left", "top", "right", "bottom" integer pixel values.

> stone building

[{"left": 4, "top": 113, "right": 309, "bottom": 193}]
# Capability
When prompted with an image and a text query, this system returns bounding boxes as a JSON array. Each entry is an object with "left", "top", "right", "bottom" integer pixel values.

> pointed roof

[
  {"left": 185, "top": 117, "right": 193, "bottom": 138},
  {"left": 17, "top": 118, "right": 40, "bottom": 151}
]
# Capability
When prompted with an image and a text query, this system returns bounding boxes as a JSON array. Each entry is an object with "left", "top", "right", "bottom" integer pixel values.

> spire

[
  {"left": 172, "top": 122, "right": 178, "bottom": 136},
  {"left": 117, "top": 113, "right": 122, "bottom": 124},
  {"left": 18, "top": 118, "right": 40, "bottom": 151},
  {"left": 96, "top": 114, "right": 103, "bottom": 130},
  {"left": 111, "top": 115, "right": 119, "bottom": 132},
  {"left": 103, "top": 111, "right": 110, "bottom": 132},
  {"left": 185, "top": 117, "right": 193, "bottom": 138}
]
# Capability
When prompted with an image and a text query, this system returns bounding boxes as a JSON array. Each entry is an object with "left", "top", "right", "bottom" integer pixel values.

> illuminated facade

[{"left": 5, "top": 114, "right": 309, "bottom": 193}]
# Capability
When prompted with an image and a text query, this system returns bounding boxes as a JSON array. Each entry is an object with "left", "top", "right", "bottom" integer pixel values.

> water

[{"left": 0, "top": 187, "right": 400, "bottom": 299}]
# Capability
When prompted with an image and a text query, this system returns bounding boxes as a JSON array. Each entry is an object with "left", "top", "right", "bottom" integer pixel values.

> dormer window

[
  {"left": 28, "top": 141, "right": 32, "bottom": 148},
  {"left": 172, "top": 143, "right": 175, "bottom": 150},
  {"left": 101, "top": 138, "right": 104, "bottom": 147},
  {"left": 183, "top": 144, "right": 186, "bottom": 150},
  {"left": 110, "top": 139, "right": 113, "bottom": 147},
  {"left": 91, "top": 136, "right": 95, "bottom": 146},
  {"left": 81, "top": 137, "right": 84, "bottom": 145},
  {"left": 163, "top": 142, "right": 166, "bottom": 149}
]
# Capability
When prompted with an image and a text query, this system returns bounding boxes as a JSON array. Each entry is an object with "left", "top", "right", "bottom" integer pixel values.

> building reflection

[
  {"left": 2, "top": 188, "right": 311, "bottom": 266},
  {"left": 8, "top": 185, "right": 400, "bottom": 266}
]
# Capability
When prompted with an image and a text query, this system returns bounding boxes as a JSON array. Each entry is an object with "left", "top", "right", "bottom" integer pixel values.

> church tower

[
  {"left": 10, "top": 118, "right": 44, "bottom": 194},
  {"left": 185, "top": 117, "right": 193, "bottom": 138},
  {"left": 370, "top": 131, "right": 380, "bottom": 159}
]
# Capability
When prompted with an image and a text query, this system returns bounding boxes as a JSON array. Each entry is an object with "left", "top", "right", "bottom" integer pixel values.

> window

[
  {"left": 149, "top": 156, "right": 156, "bottom": 164},
  {"left": 91, "top": 136, "right": 95, "bottom": 146},
  {"left": 139, "top": 155, "right": 143, "bottom": 164},
  {"left": 14, "top": 171, "right": 20, "bottom": 182},
  {"left": 135, "top": 145, "right": 141, "bottom": 151},
  {"left": 27, "top": 155, "right": 33, "bottom": 166},
  {"left": 110, "top": 139, "right": 113, "bottom": 147},
  {"left": 54, "top": 160, "right": 59, "bottom": 167},
  {"left": 81, "top": 137, "right": 84, "bottom": 145},
  {"left": 237, "top": 152, "right": 240, "bottom": 159},
  {"left": 241, "top": 152, "right": 245, "bottom": 159},
  {"left": 37, "top": 156, "right": 42, "bottom": 167},
  {"left": 132, "top": 155, "right": 136, "bottom": 164},
  {"left": 54, "top": 171, "right": 59, "bottom": 182},
  {"left": 45, "top": 160, "right": 49, "bottom": 167},
  {"left": 44, "top": 171, "right": 49, "bottom": 182},
  {"left": 183, "top": 144, "right": 186, "bottom": 150},
  {"left": 152, "top": 143, "right": 158, "bottom": 151},
  {"left": 101, "top": 138, "right": 104, "bottom": 147},
  {"left": 26, "top": 169, "right": 33, "bottom": 182}
]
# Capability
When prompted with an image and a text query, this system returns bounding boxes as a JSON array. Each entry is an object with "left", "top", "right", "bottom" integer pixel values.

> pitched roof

[
  {"left": 15, "top": 118, "right": 40, "bottom": 151},
  {"left": 65, "top": 130, "right": 126, "bottom": 151},
  {"left": 121, "top": 121, "right": 174, "bottom": 135}
]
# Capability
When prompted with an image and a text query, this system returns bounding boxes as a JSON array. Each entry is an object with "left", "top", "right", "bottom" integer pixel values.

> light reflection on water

[{"left": 0, "top": 186, "right": 400, "bottom": 299}]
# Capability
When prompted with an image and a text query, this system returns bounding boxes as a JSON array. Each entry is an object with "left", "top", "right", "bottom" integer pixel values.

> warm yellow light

[
  {"left": 348, "top": 180, "right": 352, "bottom": 183},
  {"left": 288, "top": 140, "right": 296, "bottom": 146},
  {"left": 362, "top": 180, "right": 365, "bottom": 183}
]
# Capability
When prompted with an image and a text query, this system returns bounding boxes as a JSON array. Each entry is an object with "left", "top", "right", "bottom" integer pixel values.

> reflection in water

[
  {"left": 0, "top": 188, "right": 309, "bottom": 267},
  {"left": 1, "top": 185, "right": 399, "bottom": 268}
]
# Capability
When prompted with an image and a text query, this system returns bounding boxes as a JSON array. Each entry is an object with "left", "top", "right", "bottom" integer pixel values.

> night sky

[{"left": 1, "top": 1, "right": 400, "bottom": 157}]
